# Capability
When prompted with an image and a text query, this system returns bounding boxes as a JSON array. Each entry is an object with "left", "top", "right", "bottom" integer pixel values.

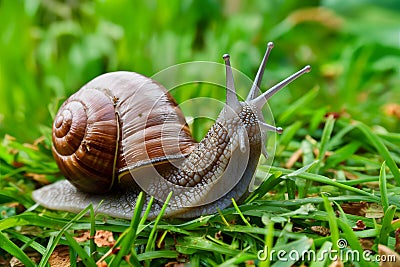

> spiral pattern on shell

[
  {"left": 52, "top": 88, "right": 119, "bottom": 193},
  {"left": 51, "top": 72, "right": 197, "bottom": 195}
]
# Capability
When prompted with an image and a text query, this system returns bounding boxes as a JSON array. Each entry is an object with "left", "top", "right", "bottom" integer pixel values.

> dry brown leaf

[
  {"left": 33, "top": 136, "right": 46, "bottom": 146},
  {"left": 165, "top": 262, "right": 186, "bottom": 267},
  {"left": 352, "top": 220, "right": 366, "bottom": 231},
  {"left": 12, "top": 160, "right": 24, "bottom": 168},
  {"left": 286, "top": 7, "right": 343, "bottom": 29},
  {"left": 245, "top": 260, "right": 256, "bottom": 266},
  {"left": 365, "top": 203, "right": 384, "bottom": 219},
  {"left": 310, "top": 226, "right": 330, "bottom": 236},
  {"left": 73, "top": 230, "right": 115, "bottom": 247},
  {"left": 5, "top": 134, "right": 16, "bottom": 141},
  {"left": 328, "top": 169, "right": 360, "bottom": 180},
  {"left": 342, "top": 170, "right": 359, "bottom": 180},
  {"left": 97, "top": 261, "right": 108, "bottom": 267},
  {"left": 285, "top": 148, "right": 303, "bottom": 169},
  {"left": 23, "top": 143, "right": 39, "bottom": 151},
  {"left": 94, "top": 230, "right": 115, "bottom": 247},
  {"left": 340, "top": 202, "right": 368, "bottom": 216},
  {"left": 25, "top": 173, "right": 50, "bottom": 184},
  {"left": 74, "top": 230, "right": 91, "bottom": 242},
  {"left": 10, "top": 252, "right": 41, "bottom": 267},
  {"left": 383, "top": 103, "right": 400, "bottom": 119},
  {"left": 48, "top": 246, "right": 70, "bottom": 267},
  {"left": 364, "top": 181, "right": 381, "bottom": 189},
  {"left": 23, "top": 136, "right": 45, "bottom": 151},
  {"left": 395, "top": 228, "right": 400, "bottom": 254},
  {"left": 360, "top": 238, "right": 374, "bottom": 250}
]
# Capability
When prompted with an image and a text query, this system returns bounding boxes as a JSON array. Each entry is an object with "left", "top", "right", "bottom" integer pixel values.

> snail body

[{"left": 33, "top": 43, "right": 310, "bottom": 219}]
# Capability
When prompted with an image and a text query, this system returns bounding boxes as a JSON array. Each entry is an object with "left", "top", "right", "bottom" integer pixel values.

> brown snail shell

[{"left": 51, "top": 72, "right": 196, "bottom": 193}]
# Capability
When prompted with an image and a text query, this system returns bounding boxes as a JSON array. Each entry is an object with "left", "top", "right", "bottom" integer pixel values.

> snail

[{"left": 32, "top": 42, "right": 311, "bottom": 219}]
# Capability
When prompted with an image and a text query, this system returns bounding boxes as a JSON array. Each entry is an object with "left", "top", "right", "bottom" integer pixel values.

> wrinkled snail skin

[{"left": 32, "top": 42, "right": 311, "bottom": 219}]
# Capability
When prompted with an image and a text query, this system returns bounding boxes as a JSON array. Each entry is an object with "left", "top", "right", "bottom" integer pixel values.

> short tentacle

[
  {"left": 259, "top": 121, "right": 283, "bottom": 134},
  {"left": 238, "top": 126, "right": 247, "bottom": 153}
]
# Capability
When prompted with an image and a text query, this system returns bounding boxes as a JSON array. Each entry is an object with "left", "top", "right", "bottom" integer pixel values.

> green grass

[
  {"left": 2, "top": 112, "right": 400, "bottom": 266},
  {"left": 1, "top": 1, "right": 400, "bottom": 266}
]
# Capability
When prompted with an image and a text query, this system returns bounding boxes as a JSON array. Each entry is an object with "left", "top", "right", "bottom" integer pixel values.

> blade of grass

[
  {"left": 245, "top": 173, "right": 283, "bottom": 203},
  {"left": 336, "top": 208, "right": 373, "bottom": 266},
  {"left": 379, "top": 205, "right": 396, "bottom": 245},
  {"left": 315, "top": 115, "right": 336, "bottom": 170},
  {"left": 337, "top": 226, "right": 373, "bottom": 266},
  {"left": 64, "top": 231, "right": 97, "bottom": 266},
  {"left": 379, "top": 162, "right": 389, "bottom": 213},
  {"left": 176, "top": 235, "right": 254, "bottom": 257},
  {"left": 322, "top": 195, "right": 339, "bottom": 251},
  {"left": 249, "top": 195, "right": 380, "bottom": 209},
  {"left": 270, "top": 236, "right": 313, "bottom": 267},
  {"left": 269, "top": 166, "right": 383, "bottom": 204},
  {"left": 277, "top": 85, "right": 319, "bottom": 124},
  {"left": 69, "top": 246, "right": 78, "bottom": 267},
  {"left": 0, "top": 231, "right": 35, "bottom": 267},
  {"left": 309, "top": 241, "right": 332, "bottom": 267},
  {"left": 285, "top": 178, "right": 296, "bottom": 200},
  {"left": 139, "top": 195, "right": 154, "bottom": 227},
  {"left": 328, "top": 121, "right": 355, "bottom": 149},
  {"left": 0, "top": 212, "right": 109, "bottom": 232},
  {"left": 283, "top": 161, "right": 319, "bottom": 178},
  {"left": 137, "top": 250, "right": 179, "bottom": 261},
  {"left": 89, "top": 201, "right": 99, "bottom": 261},
  {"left": 354, "top": 121, "right": 400, "bottom": 185},
  {"left": 259, "top": 218, "right": 274, "bottom": 267},
  {"left": 298, "top": 139, "right": 315, "bottom": 198},
  {"left": 217, "top": 248, "right": 256, "bottom": 266},
  {"left": 5, "top": 229, "right": 46, "bottom": 254},
  {"left": 274, "top": 223, "right": 293, "bottom": 248},
  {"left": 217, "top": 208, "right": 230, "bottom": 227},
  {"left": 276, "top": 121, "right": 303, "bottom": 153},
  {"left": 157, "top": 230, "right": 168, "bottom": 248},
  {"left": 323, "top": 141, "right": 361, "bottom": 170},
  {"left": 309, "top": 107, "right": 327, "bottom": 133},
  {"left": 144, "top": 192, "right": 172, "bottom": 266},
  {"left": 38, "top": 204, "right": 94, "bottom": 266},
  {"left": 108, "top": 191, "right": 145, "bottom": 267},
  {"left": 232, "top": 197, "right": 251, "bottom": 227}
]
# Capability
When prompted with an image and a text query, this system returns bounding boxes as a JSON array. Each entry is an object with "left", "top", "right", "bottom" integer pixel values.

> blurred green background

[{"left": 0, "top": 0, "right": 399, "bottom": 142}]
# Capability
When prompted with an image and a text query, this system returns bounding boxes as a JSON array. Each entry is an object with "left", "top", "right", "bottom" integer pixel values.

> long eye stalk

[
  {"left": 223, "top": 42, "right": 311, "bottom": 159},
  {"left": 246, "top": 42, "right": 275, "bottom": 101},
  {"left": 250, "top": 65, "right": 311, "bottom": 110},
  {"left": 223, "top": 54, "right": 241, "bottom": 113}
]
